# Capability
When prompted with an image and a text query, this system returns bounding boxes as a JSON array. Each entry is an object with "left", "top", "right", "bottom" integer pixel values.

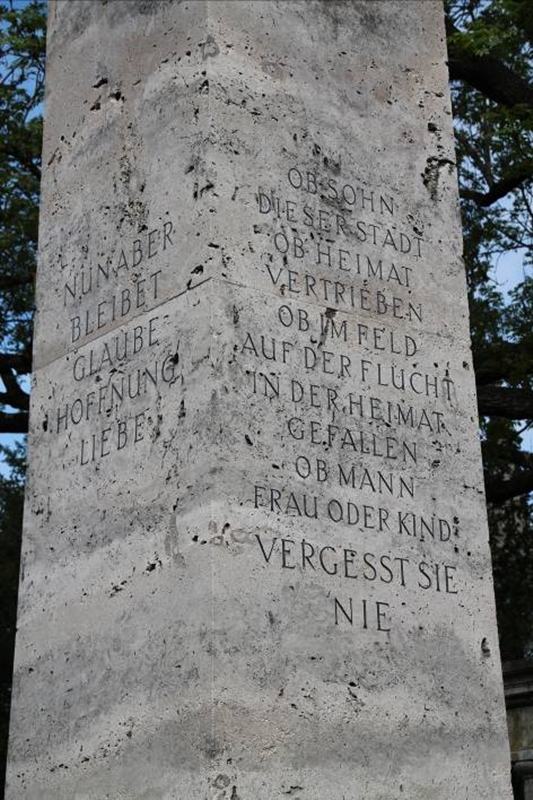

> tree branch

[
  {"left": 0, "top": 141, "right": 41, "bottom": 181},
  {"left": 0, "top": 411, "right": 28, "bottom": 434},
  {"left": 474, "top": 340, "right": 533, "bottom": 385},
  {"left": 0, "top": 370, "right": 29, "bottom": 411},
  {"left": 461, "top": 168, "right": 533, "bottom": 207},
  {"left": 481, "top": 443, "right": 533, "bottom": 468},
  {"left": 477, "top": 384, "right": 533, "bottom": 419},
  {"left": 0, "top": 353, "right": 31, "bottom": 373},
  {"left": 485, "top": 469, "right": 533, "bottom": 504},
  {"left": 0, "top": 273, "right": 34, "bottom": 292},
  {"left": 446, "top": 18, "right": 533, "bottom": 108}
]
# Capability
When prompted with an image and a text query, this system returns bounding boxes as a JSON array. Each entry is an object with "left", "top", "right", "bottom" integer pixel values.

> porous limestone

[{"left": 7, "top": 2, "right": 512, "bottom": 798}]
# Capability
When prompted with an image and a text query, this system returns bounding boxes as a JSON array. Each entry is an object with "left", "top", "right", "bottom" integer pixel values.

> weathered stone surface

[{"left": 7, "top": 1, "right": 512, "bottom": 798}]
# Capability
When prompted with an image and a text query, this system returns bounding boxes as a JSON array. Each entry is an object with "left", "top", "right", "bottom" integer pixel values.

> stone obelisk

[{"left": 7, "top": 2, "right": 512, "bottom": 797}]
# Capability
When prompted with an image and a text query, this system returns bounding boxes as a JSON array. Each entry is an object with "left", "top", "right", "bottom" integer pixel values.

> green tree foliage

[
  {"left": 0, "top": 0, "right": 44, "bottom": 431},
  {"left": 446, "top": 0, "right": 533, "bottom": 658},
  {"left": 0, "top": 0, "right": 45, "bottom": 790}
]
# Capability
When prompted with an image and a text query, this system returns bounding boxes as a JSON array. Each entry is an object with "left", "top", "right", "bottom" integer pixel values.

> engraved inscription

[
  {"left": 42, "top": 161, "right": 466, "bottom": 636},
  {"left": 233, "top": 158, "right": 467, "bottom": 632},
  {"left": 41, "top": 216, "right": 183, "bottom": 467}
]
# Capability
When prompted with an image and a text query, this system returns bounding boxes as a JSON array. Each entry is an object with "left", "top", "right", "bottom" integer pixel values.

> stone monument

[{"left": 6, "top": 1, "right": 513, "bottom": 797}]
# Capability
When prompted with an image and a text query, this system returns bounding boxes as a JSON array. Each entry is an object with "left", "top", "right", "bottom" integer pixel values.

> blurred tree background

[
  {"left": 446, "top": 0, "right": 533, "bottom": 660},
  {"left": 0, "top": 0, "right": 531, "bottom": 791},
  {"left": 0, "top": 0, "right": 45, "bottom": 792}
]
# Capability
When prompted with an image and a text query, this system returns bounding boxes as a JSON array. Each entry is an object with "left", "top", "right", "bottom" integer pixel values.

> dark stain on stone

[
  {"left": 212, "top": 773, "right": 230, "bottom": 789},
  {"left": 201, "top": 34, "right": 220, "bottom": 60},
  {"left": 110, "top": 580, "right": 127, "bottom": 596},
  {"left": 203, "top": 737, "right": 224, "bottom": 759},
  {"left": 170, "top": 349, "right": 180, "bottom": 366},
  {"left": 422, "top": 156, "right": 455, "bottom": 200},
  {"left": 199, "top": 181, "right": 215, "bottom": 197},
  {"left": 323, "top": 154, "right": 341, "bottom": 174},
  {"left": 121, "top": 0, "right": 175, "bottom": 17}
]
